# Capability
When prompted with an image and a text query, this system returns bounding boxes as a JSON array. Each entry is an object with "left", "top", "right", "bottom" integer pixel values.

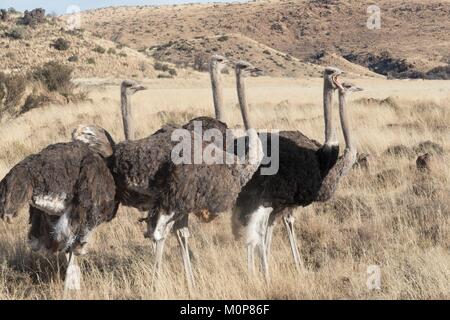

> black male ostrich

[
  {"left": 0, "top": 125, "right": 118, "bottom": 290},
  {"left": 232, "top": 68, "right": 363, "bottom": 279}
]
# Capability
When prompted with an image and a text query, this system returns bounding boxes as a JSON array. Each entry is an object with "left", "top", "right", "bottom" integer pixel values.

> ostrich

[
  {"left": 105, "top": 57, "right": 231, "bottom": 285},
  {"left": 232, "top": 68, "right": 363, "bottom": 278},
  {"left": 0, "top": 125, "right": 118, "bottom": 290},
  {"left": 142, "top": 60, "right": 264, "bottom": 289}
]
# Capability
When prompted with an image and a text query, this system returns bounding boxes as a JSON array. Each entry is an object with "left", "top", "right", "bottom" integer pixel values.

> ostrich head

[
  {"left": 338, "top": 82, "right": 364, "bottom": 94},
  {"left": 72, "top": 124, "right": 116, "bottom": 158},
  {"left": 235, "top": 60, "right": 264, "bottom": 77},
  {"left": 210, "top": 54, "right": 229, "bottom": 73},
  {"left": 324, "top": 66, "right": 344, "bottom": 90},
  {"left": 121, "top": 79, "right": 147, "bottom": 95}
]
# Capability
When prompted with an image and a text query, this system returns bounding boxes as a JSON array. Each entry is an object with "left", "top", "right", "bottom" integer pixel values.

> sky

[{"left": 0, "top": 0, "right": 232, "bottom": 15}]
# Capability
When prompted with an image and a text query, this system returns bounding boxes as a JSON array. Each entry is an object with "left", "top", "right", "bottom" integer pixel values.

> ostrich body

[
  {"left": 232, "top": 68, "right": 362, "bottom": 278},
  {"left": 112, "top": 58, "right": 229, "bottom": 209},
  {"left": 0, "top": 125, "right": 118, "bottom": 290}
]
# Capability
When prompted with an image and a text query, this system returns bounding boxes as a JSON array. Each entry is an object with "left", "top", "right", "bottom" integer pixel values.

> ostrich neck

[
  {"left": 339, "top": 92, "right": 354, "bottom": 152},
  {"left": 323, "top": 82, "right": 335, "bottom": 145},
  {"left": 234, "top": 70, "right": 263, "bottom": 188},
  {"left": 210, "top": 66, "right": 225, "bottom": 122},
  {"left": 236, "top": 71, "right": 252, "bottom": 130},
  {"left": 316, "top": 91, "right": 357, "bottom": 202},
  {"left": 121, "top": 88, "right": 133, "bottom": 141}
]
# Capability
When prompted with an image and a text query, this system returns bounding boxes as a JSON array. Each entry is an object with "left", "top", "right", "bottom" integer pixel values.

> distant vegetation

[
  {"left": 52, "top": 37, "right": 71, "bottom": 51},
  {"left": 0, "top": 61, "right": 84, "bottom": 118}
]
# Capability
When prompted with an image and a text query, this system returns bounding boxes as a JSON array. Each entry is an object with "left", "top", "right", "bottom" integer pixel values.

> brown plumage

[
  {"left": 107, "top": 64, "right": 233, "bottom": 289},
  {"left": 0, "top": 126, "right": 116, "bottom": 252},
  {"left": 0, "top": 125, "right": 117, "bottom": 290},
  {"left": 232, "top": 69, "right": 362, "bottom": 278},
  {"left": 142, "top": 60, "right": 263, "bottom": 289}
]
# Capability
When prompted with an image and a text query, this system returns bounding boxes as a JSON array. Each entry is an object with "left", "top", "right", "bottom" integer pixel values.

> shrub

[
  {"left": 19, "top": 8, "right": 46, "bottom": 26},
  {"left": 87, "top": 58, "right": 96, "bottom": 64},
  {"left": 118, "top": 52, "right": 127, "bottom": 57},
  {"left": 33, "top": 61, "right": 73, "bottom": 94},
  {"left": 0, "top": 9, "right": 8, "bottom": 21},
  {"left": 168, "top": 68, "right": 177, "bottom": 76},
  {"left": 7, "top": 26, "right": 28, "bottom": 39},
  {"left": 157, "top": 73, "right": 173, "bottom": 79},
  {"left": 52, "top": 37, "right": 70, "bottom": 51},
  {"left": 193, "top": 54, "right": 209, "bottom": 72},
  {"left": 68, "top": 55, "right": 79, "bottom": 62},
  {"left": 0, "top": 72, "right": 27, "bottom": 114},
  {"left": 107, "top": 48, "right": 116, "bottom": 54},
  {"left": 5, "top": 51, "right": 15, "bottom": 59},
  {"left": 217, "top": 35, "right": 229, "bottom": 42},
  {"left": 93, "top": 45, "right": 106, "bottom": 54},
  {"left": 154, "top": 61, "right": 170, "bottom": 72}
]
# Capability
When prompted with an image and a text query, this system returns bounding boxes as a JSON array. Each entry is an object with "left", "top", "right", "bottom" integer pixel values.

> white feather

[
  {"left": 33, "top": 193, "right": 68, "bottom": 215},
  {"left": 245, "top": 206, "right": 273, "bottom": 247}
]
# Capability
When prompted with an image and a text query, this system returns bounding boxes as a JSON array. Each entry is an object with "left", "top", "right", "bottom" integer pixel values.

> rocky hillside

[
  {"left": 0, "top": 10, "right": 174, "bottom": 79},
  {"left": 79, "top": 0, "right": 450, "bottom": 78}
]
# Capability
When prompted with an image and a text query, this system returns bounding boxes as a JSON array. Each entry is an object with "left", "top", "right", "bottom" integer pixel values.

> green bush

[
  {"left": 93, "top": 45, "right": 106, "bottom": 54},
  {"left": 87, "top": 58, "right": 96, "bottom": 64},
  {"left": 33, "top": 61, "right": 73, "bottom": 94},
  {"left": 52, "top": 37, "right": 70, "bottom": 51},
  {"left": 107, "top": 48, "right": 116, "bottom": 54}
]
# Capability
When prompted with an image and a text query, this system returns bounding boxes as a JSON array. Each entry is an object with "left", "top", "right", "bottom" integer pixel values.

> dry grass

[{"left": 0, "top": 76, "right": 449, "bottom": 299}]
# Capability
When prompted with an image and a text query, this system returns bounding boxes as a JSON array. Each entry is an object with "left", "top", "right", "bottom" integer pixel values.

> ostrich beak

[
  {"left": 250, "top": 67, "right": 264, "bottom": 77},
  {"left": 351, "top": 86, "right": 364, "bottom": 92},
  {"left": 134, "top": 84, "right": 147, "bottom": 91},
  {"left": 332, "top": 75, "right": 344, "bottom": 91}
]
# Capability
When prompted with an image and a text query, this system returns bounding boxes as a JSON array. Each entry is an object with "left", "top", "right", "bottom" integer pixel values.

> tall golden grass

[{"left": 0, "top": 76, "right": 449, "bottom": 299}]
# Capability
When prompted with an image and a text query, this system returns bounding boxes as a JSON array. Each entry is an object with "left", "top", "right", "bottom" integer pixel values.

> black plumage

[{"left": 231, "top": 68, "right": 360, "bottom": 277}]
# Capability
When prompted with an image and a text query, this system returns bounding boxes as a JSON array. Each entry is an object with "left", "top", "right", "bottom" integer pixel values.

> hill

[
  {"left": 0, "top": 12, "right": 170, "bottom": 78},
  {"left": 79, "top": 0, "right": 450, "bottom": 78}
]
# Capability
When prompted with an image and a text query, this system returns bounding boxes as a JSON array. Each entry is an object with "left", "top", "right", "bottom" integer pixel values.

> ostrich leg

[
  {"left": 175, "top": 215, "right": 195, "bottom": 290},
  {"left": 283, "top": 211, "right": 303, "bottom": 271},
  {"left": 152, "top": 215, "right": 175, "bottom": 287},
  {"left": 258, "top": 209, "right": 272, "bottom": 282},
  {"left": 64, "top": 251, "right": 81, "bottom": 291},
  {"left": 265, "top": 222, "right": 275, "bottom": 264},
  {"left": 247, "top": 244, "right": 255, "bottom": 274}
]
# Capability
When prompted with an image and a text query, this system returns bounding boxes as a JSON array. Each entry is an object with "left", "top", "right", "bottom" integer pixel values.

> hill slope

[
  {"left": 80, "top": 0, "right": 450, "bottom": 77},
  {"left": 0, "top": 13, "right": 160, "bottom": 78}
]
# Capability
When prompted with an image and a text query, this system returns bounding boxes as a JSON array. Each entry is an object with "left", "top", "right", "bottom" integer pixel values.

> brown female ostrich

[
  {"left": 232, "top": 68, "right": 363, "bottom": 279},
  {"left": 105, "top": 56, "right": 232, "bottom": 287},
  {"left": 144, "top": 60, "right": 264, "bottom": 289},
  {"left": 111, "top": 57, "right": 229, "bottom": 211},
  {"left": 0, "top": 125, "right": 118, "bottom": 290}
]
